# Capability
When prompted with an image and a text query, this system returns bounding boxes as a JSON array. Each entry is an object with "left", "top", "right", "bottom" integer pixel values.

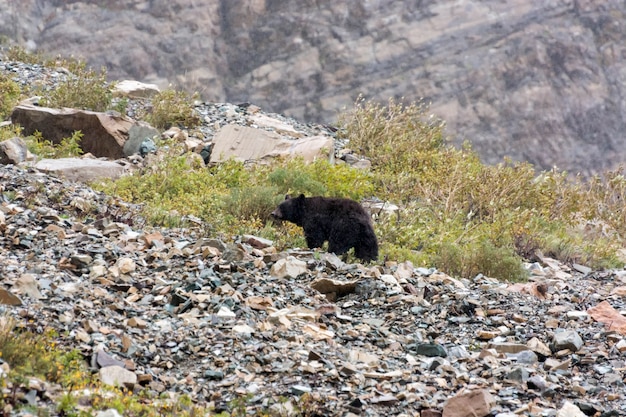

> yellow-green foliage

[
  {"left": 0, "top": 315, "right": 209, "bottom": 417},
  {"left": 3, "top": 45, "right": 44, "bottom": 65},
  {"left": 338, "top": 97, "right": 624, "bottom": 277},
  {"left": 95, "top": 95, "right": 626, "bottom": 280},
  {"left": 580, "top": 168, "right": 626, "bottom": 239},
  {"left": 94, "top": 154, "right": 374, "bottom": 246},
  {"left": 26, "top": 130, "right": 84, "bottom": 158},
  {"left": 0, "top": 73, "right": 20, "bottom": 120},
  {"left": 0, "top": 124, "right": 22, "bottom": 141},
  {"left": 0, "top": 317, "right": 58, "bottom": 377},
  {"left": 267, "top": 158, "right": 375, "bottom": 199},
  {"left": 0, "top": 316, "right": 91, "bottom": 415},
  {"left": 39, "top": 60, "right": 113, "bottom": 111},
  {"left": 143, "top": 88, "right": 201, "bottom": 129}
]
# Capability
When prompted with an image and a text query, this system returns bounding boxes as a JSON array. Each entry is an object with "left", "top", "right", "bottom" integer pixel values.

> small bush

[
  {"left": 0, "top": 316, "right": 57, "bottom": 377},
  {"left": 0, "top": 124, "right": 22, "bottom": 141},
  {"left": 268, "top": 158, "right": 374, "bottom": 199},
  {"left": 0, "top": 73, "right": 20, "bottom": 120},
  {"left": 436, "top": 240, "right": 527, "bottom": 282},
  {"left": 3, "top": 45, "right": 44, "bottom": 65},
  {"left": 223, "top": 185, "right": 282, "bottom": 222},
  {"left": 26, "top": 130, "right": 84, "bottom": 158},
  {"left": 142, "top": 88, "right": 200, "bottom": 129},
  {"left": 39, "top": 60, "right": 113, "bottom": 111}
]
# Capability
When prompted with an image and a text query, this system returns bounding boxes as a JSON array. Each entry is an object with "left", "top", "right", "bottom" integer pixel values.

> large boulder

[{"left": 11, "top": 105, "right": 145, "bottom": 159}]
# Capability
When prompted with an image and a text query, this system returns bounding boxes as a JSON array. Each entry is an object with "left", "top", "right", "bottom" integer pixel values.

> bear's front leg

[{"left": 303, "top": 225, "right": 326, "bottom": 249}]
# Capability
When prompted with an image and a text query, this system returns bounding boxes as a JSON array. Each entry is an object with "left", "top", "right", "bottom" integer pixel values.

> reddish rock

[
  {"left": 443, "top": 389, "right": 495, "bottom": 417},
  {"left": 587, "top": 300, "right": 626, "bottom": 335},
  {"left": 506, "top": 282, "right": 548, "bottom": 299}
]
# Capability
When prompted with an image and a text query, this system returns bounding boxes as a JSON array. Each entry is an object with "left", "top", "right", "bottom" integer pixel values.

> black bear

[{"left": 271, "top": 194, "right": 378, "bottom": 262}]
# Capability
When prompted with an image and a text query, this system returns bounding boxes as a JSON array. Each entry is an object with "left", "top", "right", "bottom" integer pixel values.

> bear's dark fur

[{"left": 271, "top": 194, "right": 378, "bottom": 262}]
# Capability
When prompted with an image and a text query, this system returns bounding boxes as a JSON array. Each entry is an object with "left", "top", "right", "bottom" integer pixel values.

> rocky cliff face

[{"left": 2, "top": 0, "right": 626, "bottom": 176}]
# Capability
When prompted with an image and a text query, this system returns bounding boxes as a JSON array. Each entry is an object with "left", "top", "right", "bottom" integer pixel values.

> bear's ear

[
  {"left": 284, "top": 194, "right": 291, "bottom": 200},
  {"left": 297, "top": 194, "right": 305, "bottom": 200}
]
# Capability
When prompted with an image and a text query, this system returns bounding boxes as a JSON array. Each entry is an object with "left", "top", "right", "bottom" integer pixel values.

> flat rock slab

[
  {"left": 35, "top": 158, "right": 127, "bottom": 182},
  {"left": 210, "top": 124, "right": 334, "bottom": 163}
]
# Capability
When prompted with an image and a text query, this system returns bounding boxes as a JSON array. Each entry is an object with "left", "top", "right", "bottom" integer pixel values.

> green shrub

[
  {"left": 436, "top": 239, "right": 527, "bottom": 282},
  {"left": 0, "top": 73, "right": 21, "bottom": 121},
  {"left": 0, "top": 124, "right": 22, "bottom": 141},
  {"left": 142, "top": 88, "right": 200, "bottom": 129},
  {"left": 267, "top": 158, "right": 374, "bottom": 199},
  {"left": 337, "top": 97, "right": 623, "bottom": 278},
  {"left": 223, "top": 185, "right": 282, "bottom": 222},
  {"left": 0, "top": 317, "right": 57, "bottom": 377},
  {"left": 26, "top": 130, "right": 84, "bottom": 158},
  {"left": 3, "top": 45, "right": 44, "bottom": 65},
  {"left": 39, "top": 61, "right": 113, "bottom": 111}
]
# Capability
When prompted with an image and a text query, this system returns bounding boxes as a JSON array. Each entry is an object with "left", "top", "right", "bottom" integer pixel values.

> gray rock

[
  {"left": 411, "top": 343, "right": 447, "bottom": 358},
  {"left": 209, "top": 124, "right": 334, "bottom": 164},
  {"left": 112, "top": 80, "right": 160, "bottom": 99},
  {"left": 35, "top": 158, "right": 126, "bottom": 182},
  {"left": 0, "top": 136, "right": 28, "bottom": 165},
  {"left": 552, "top": 330, "right": 584, "bottom": 352},
  {"left": 514, "top": 350, "right": 539, "bottom": 365},
  {"left": 504, "top": 367, "right": 529, "bottom": 383},
  {"left": 96, "top": 410, "right": 124, "bottom": 417},
  {"left": 123, "top": 124, "right": 159, "bottom": 157},
  {"left": 99, "top": 365, "right": 137, "bottom": 388}
]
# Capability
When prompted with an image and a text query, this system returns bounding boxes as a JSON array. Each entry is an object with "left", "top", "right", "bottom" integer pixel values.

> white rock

[
  {"left": 270, "top": 256, "right": 308, "bottom": 278},
  {"left": 556, "top": 401, "right": 586, "bottom": 417},
  {"left": 112, "top": 80, "right": 160, "bottom": 98}
]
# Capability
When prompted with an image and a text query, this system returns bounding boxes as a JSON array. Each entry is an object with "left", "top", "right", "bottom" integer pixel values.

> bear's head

[{"left": 271, "top": 194, "right": 305, "bottom": 224}]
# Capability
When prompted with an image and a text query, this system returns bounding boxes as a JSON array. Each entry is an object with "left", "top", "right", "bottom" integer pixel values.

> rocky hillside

[
  {"left": 2, "top": 0, "right": 626, "bottom": 176},
  {"left": 2, "top": 51, "right": 626, "bottom": 416},
  {"left": 2, "top": 163, "right": 626, "bottom": 416}
]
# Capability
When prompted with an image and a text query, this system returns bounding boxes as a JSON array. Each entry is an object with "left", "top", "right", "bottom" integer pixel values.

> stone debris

[{"left": 1, "top": 166, "right": 626, "bottom": 415}]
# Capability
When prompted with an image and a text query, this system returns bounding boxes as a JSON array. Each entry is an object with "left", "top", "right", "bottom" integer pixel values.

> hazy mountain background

[{"left": 2, "top": 0, "right": 626, "bottom": 177}]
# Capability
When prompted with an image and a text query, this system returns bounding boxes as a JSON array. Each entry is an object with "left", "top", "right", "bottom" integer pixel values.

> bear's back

[{"left": 304, "top": 196, "right": 367, "bottom": 217}]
